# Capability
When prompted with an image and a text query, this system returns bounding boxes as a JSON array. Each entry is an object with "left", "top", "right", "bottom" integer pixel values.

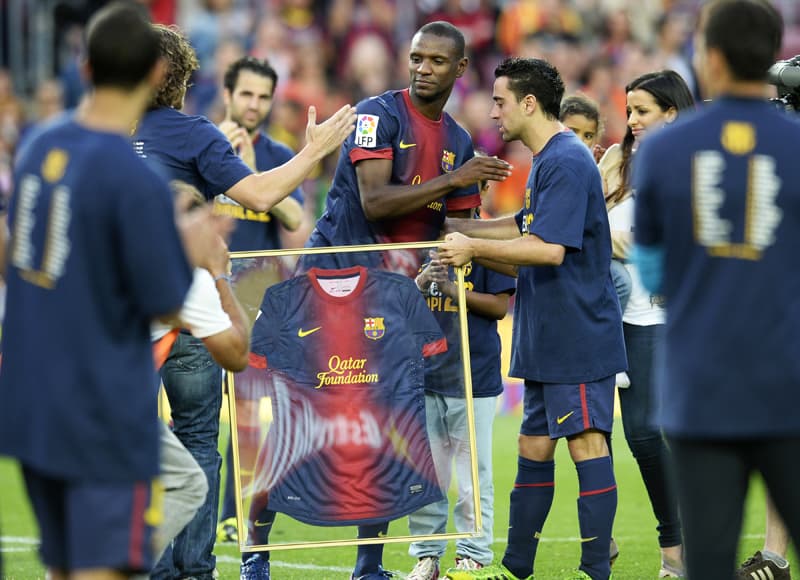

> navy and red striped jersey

[
  {"left": 311, "top": 89, "right": 480, "bottom": 248},
  {"left": 247, "top": 266, "right": 446, "bottom": 525}
]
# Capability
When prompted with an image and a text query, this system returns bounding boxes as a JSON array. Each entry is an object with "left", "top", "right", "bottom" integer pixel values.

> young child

[{"left": 561, "top": 93, "right": 631, "bottom": 390}]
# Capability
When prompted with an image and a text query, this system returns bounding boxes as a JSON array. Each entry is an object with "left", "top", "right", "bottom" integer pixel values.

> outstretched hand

[
  {"left": 450, "top": 155, "right": 513, "bottom": 190},
  {"left": 305, "top": 104, "right": 357, "bottom": 159}
]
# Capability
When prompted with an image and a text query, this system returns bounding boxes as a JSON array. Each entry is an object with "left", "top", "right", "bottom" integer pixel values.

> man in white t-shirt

[{"left": 150, "top": 188, "right": 251, "bottom": 567}]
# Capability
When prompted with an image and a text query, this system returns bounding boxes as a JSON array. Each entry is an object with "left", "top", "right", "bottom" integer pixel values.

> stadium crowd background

[{"left": 1, "top": 0, "right": 800, "bottom": 222}]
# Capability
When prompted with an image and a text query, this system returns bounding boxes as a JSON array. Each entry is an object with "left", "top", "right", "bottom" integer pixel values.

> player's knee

[{"left": 566, "top": 429, "right": 610, "bottom": 462}]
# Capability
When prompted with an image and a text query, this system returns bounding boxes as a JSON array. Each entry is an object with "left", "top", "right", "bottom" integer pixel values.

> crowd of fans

[{"left": 1, "top": 0, "right": 799, "bottom": 219}]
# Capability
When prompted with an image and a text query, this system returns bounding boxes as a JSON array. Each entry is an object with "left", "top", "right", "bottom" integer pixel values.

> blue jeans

[
  {"left": 610, "top": 259, "right": 631, "bottom": 315},
  {"left": 408, "top": 394, "right": 497, "bottom": 565},
  {"left": 152, "top": 333, "right": 222, "bottom": 580},
  {"left": 619, "top": 323, "right": 681, "bottom": 548}
]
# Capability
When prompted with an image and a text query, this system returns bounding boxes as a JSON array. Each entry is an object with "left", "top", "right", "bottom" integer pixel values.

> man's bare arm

[
  {"left": 268, "top": 196, "right": 304, "bottom": 231},
  {"left": 357, "top": 156, "right": 511, "bottom": 222},
  {"left": 226, "top": 105, "right": 356, "bottom": 212},
  {"left": 445, "top": 215, "right": 521, "bottom": 240},
  {"left": 439, "top": 232, "right": 565, "bottom": 268},
  {"left": 202, "top": 277, "right": 251, "bottom": 372}
]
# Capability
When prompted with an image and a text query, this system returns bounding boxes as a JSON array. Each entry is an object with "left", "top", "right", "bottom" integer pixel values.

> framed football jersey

[{"left": 225, "top": 242, "right": 482, "bottom": 552}]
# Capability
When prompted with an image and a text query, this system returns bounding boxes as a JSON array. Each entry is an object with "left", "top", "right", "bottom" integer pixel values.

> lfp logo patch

[
  {"left": 355, "top": 115, "right": 380, "bottom": 148},
  {"left": 441, "top": 150, "right": 456, "bottom": 172},
  {"left": 364, "top": 317, "right": 385, "bottom": 340}
]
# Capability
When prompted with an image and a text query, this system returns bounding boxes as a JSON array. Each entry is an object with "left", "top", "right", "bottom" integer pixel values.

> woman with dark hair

[{"left": 597, "top": 69, "right": 695, "bottom": 579}]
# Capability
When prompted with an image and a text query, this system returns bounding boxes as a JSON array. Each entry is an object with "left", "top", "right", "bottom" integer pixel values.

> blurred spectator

[
  {"left": 183, "top": 0, "right": 252, "bottom": 75},
  {"left": 33, "top": 78, "right": 65, "bottom": 123},
  {"left": 579, "top": 56, "right": 628, "bottom": 147},
  {"left": 342, "top": 32, "right": 395, "bottom": 102},
  {"left": 652, "top": 10, "right": 696, "bottom": 94},
  {"left": 496, "top": 0, "right": 583, "bottom": 56}
]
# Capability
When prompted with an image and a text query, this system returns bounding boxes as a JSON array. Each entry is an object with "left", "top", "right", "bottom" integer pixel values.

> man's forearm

[
  {"left": 269, "top": 196, "right": 304, "bottom": 231},
  {"left": 446, "top": 215, "right": 520, "bottom": 240},
  {"left": 471, "top": 235, "right": 565, "bottom": 267}
]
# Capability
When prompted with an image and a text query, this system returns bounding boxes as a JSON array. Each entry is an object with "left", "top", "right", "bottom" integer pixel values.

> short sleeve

[
  {"left": 180, "top": 269, "right": 233, "bottom": 339},
  {"left": 401, "top": 279, "right": 446, "bottom": 357},
  {"left": 632, "top": 139, "right": 663, "bottom": 247},
  {"left": 191, "top": 119, "right": 253, "bottom": 199},
  {"left": 481, "top": 265, "right": 516, "bottom": 296},
  {"left": 529, "top": 163, "right": 588, "bottom": 250},
  {"left": 349, "top": 97, "right": 399, "bottom": 162}
]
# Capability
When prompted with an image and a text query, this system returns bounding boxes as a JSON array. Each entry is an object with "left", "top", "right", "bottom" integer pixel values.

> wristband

[{"left": 213, "top": 274, "right": 231, "bottom": 284}]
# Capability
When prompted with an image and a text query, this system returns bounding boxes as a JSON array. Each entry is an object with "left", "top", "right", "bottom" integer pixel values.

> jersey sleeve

[
  {"left": 479, "top": 264, "right": 516, "bottom": 296},
  {"left": 632, "top": 138, "right": 664, "bottom": 247},
  {"left": 401, "top": 280, "right": 447, "bottom": 357},
  {"left": 179, "top": 269, "right": 233, "bottom": 339},
  {"left": 190, "top": 118, "right": 253, "bottom": 199},
  {"left": 528, "top": 163, "right": 588, "bottom": 251},
  {"left": 117, "top": 169, "right": 192, "bottom": 319},
  {"left": 348, "top": 97, "right": 398, "bottom": 164}
]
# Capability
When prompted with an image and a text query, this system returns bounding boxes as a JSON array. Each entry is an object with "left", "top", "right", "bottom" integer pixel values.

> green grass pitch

[{"left": 1, "top": 414, "right": 795, "bottom": 579}]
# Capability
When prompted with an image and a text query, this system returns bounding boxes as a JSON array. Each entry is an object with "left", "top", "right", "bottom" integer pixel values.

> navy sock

[
  {"left": 502, "top": 457, "right": 555, "bottom": 579},
  {"left": 576, "top": 456, "right": 617, "bottom": 580},
  {"left": 242, "top": 493, "right": 274, "bottom": 564},
  {"left": 353, "top": 522, "right": 389, "bottom": 576}
]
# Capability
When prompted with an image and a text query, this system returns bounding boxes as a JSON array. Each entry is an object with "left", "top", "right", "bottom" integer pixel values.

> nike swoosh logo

[
  {"left": 556, "top": 411, "right": 574, "bottom": 425},
  {"left": 580, "top": 536, "right": 598, "bottom": 543},
  {"left": 254, "top": 520, "right": 272, "bottom": 527},
  {"left": 297, "top": 326, "right": 322, "bottom": 338},
  {"left": 399, "top": 140, "right": 416, "bottom": 149}
]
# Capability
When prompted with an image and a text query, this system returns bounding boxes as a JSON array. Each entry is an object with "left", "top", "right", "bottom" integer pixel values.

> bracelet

[{"left": 213, "top": 274, "right": 231, "bottom": 284}]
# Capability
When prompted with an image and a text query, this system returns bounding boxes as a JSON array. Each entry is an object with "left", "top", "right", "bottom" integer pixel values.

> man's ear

[
  {"left": 523, "top": 94, "right": 538, "bottom": 115},
  {"left": 456, "top": 56, "right": 468, "bottom": 79}
]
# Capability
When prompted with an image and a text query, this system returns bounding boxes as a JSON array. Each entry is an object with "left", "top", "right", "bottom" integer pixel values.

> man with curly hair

[{"left": 132, "top": 24, "right": 355, "bottom": 580}]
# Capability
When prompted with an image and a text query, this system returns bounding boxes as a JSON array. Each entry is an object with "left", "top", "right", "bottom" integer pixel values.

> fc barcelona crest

[
  {"left": 364, "top": 317, "right": 385, "bottom": 340},
  {"left": 441, "top": 150, "right": 456, "bottom": 173}
]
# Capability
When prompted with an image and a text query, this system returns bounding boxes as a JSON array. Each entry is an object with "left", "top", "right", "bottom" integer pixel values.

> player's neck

[
  {"left": 408, "top": 90, "right": 446, "bottom": 121},
  {"left": 712, "top": 80, "right": 770, "bottom": 100},
  {"left": 75, "top": 87, "right": 148, "bottom": 135},
  {"left": 523, "top": 119, "right": 563, "bottom": 156}
]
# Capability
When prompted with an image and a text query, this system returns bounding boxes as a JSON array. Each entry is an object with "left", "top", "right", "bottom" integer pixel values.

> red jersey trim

[
  {"left": 128, "top": 482, "right": 148, "bottom": 568},
  {"left": 249, "top": 353, "right": 268, "bottom": 369},
  {"left": 422, "top": 337, "right": 448, "bottom": 357},
  {"left": 579, "top": 383, "right": 590, "bottom": 430},
  {"left": 350, "top": 147, "right": 393, "bottom": 164},
  {"left": 446, "top": 193, "right": 482, "bottom": 212},
  {"left": 580, "top": 484, "right": 618, "bottom": 497}
]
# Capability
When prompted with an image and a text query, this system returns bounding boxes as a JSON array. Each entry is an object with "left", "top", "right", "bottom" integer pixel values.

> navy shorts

[
  {"left": 521, "top": 376, "right": 615, "bottom": 438},
  {"left": 22, "top": 466, "right": 159, "bottom": 573}
]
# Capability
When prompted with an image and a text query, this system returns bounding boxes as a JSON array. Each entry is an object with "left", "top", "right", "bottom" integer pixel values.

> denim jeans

[
  {"left": 153, "top": 422, "right": 208, "bottom": 564},
  {"left": 619, "top": 323, "right": 681, "bottom": 548},
  {"left": 152, "top": 333, "right": 222, "bottom": 580},
  {"left": 408, "top": 394, "right": 497, "bottom": 565},
  {"left": 610, "top": 259, "right": 632, "bottom": 315}
]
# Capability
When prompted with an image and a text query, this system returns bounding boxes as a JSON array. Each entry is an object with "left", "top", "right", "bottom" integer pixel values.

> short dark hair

[
  {"left": 560, "top": 93, "right": 601, "bottom": 125},
  {"left": 85, "top": 2, "right": 160, "bottom": 89},
  {"left": 494, "top": 57, "right": 564, "bottom": 120},
  {"left": 224, "top": 56, "right": 278, "bottom": 94},
  {"left": 703, "top": 0, "right": 783, "bottom": 81},
  {"left": 417, "top": 21, "right": 466, "bottom": 59}
]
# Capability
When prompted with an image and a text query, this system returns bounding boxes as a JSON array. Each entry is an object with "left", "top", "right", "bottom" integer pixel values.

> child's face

[{"left": 563, "top": 114, "right": 599, "bottom": 148}]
